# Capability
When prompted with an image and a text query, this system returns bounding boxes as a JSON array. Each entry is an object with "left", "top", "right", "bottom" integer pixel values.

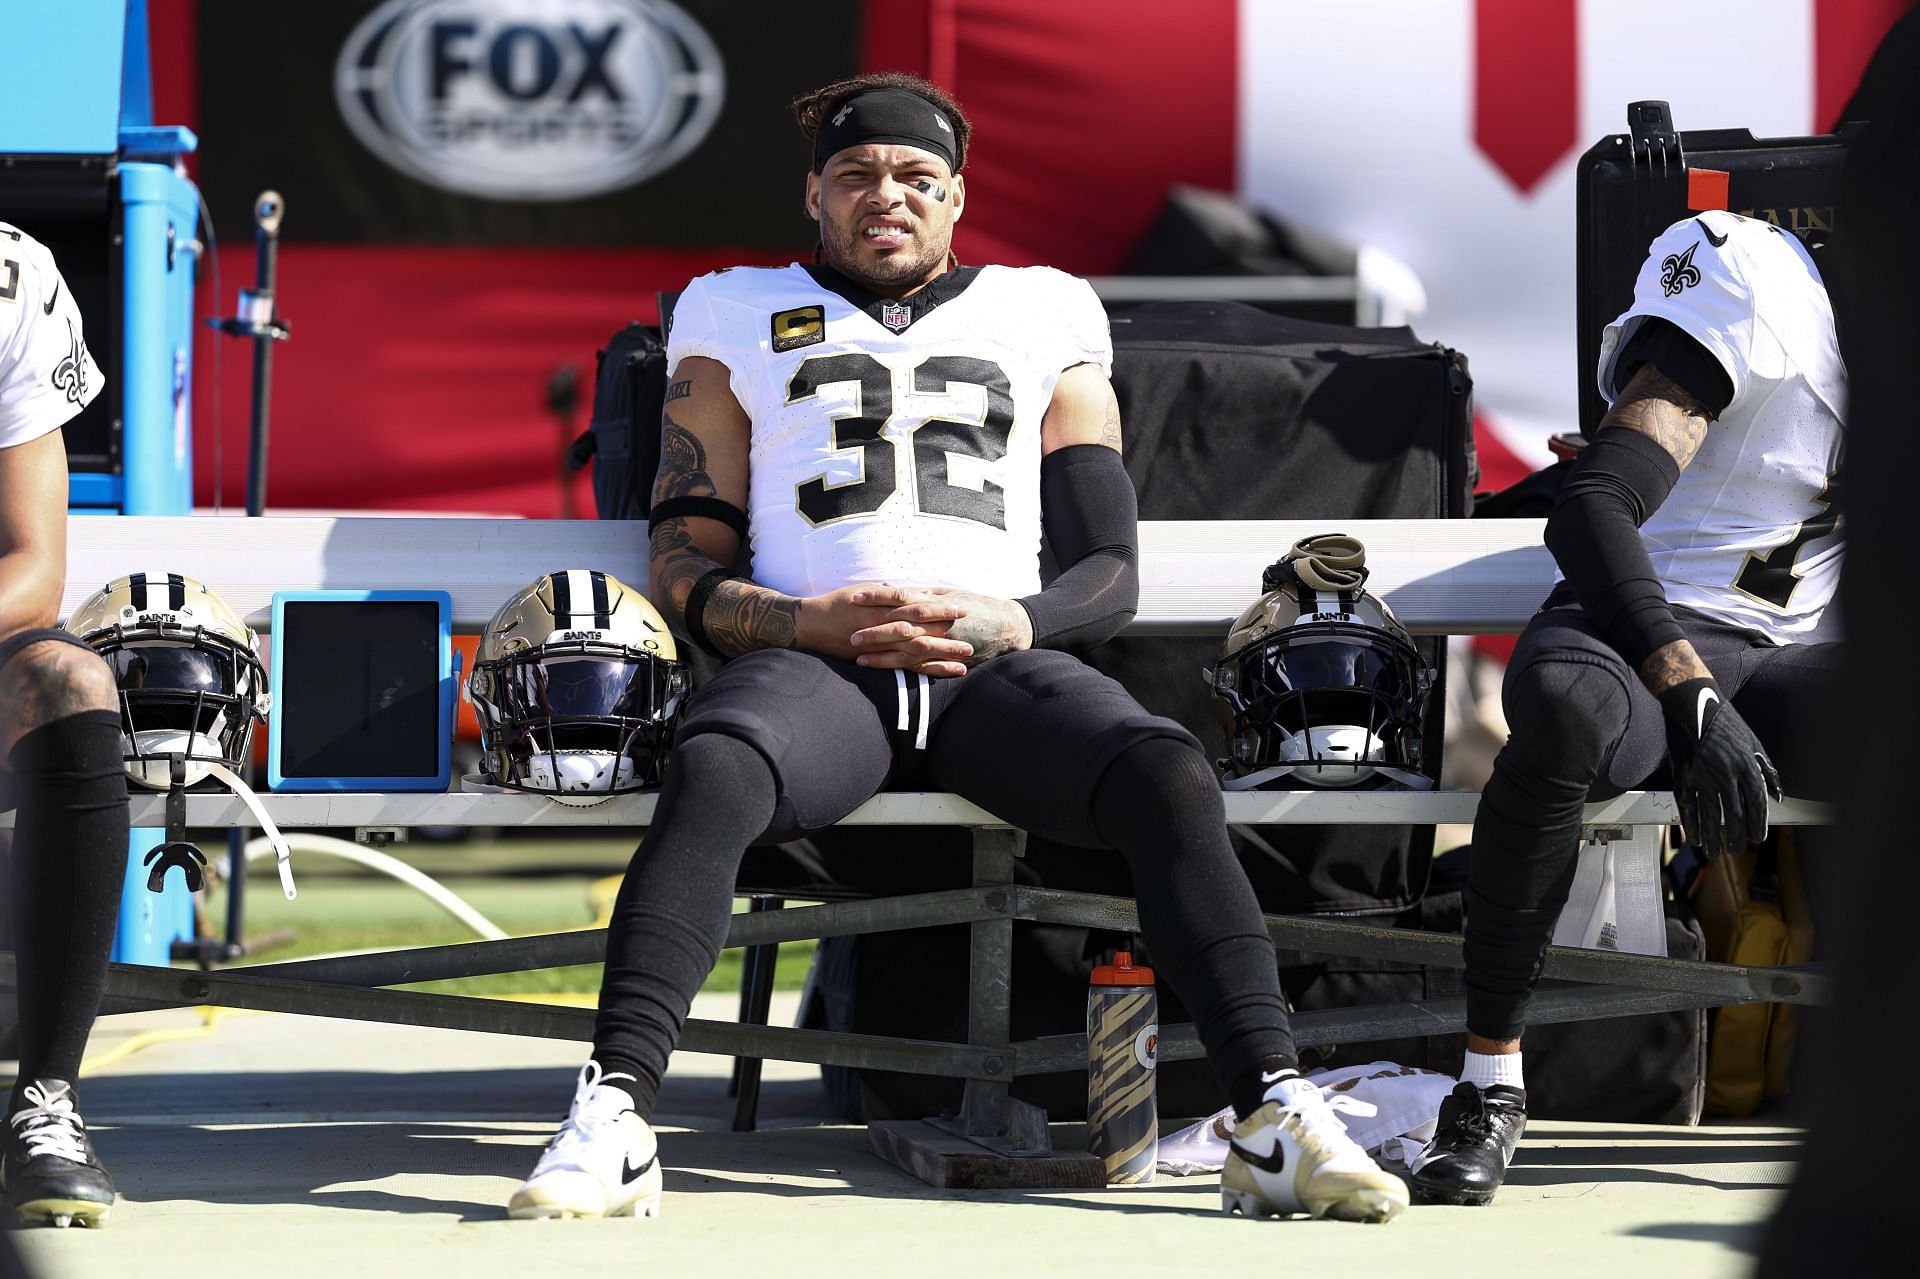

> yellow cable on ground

[
  {"left": 0, "top": 868, "right": 625, "bottom": 1091},
  {"left": 0, "top": 1007, "right": 243, "bottom": 1091}
]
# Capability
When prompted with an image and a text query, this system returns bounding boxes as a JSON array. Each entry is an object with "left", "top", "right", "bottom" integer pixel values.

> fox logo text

[{"left": 336, "top": 0, "right": 725, "bottom": 202}]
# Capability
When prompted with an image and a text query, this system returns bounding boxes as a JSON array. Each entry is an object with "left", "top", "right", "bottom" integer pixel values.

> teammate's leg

[
  {"left": 0, "top": 630, "right": 129, "bottom": 1228},
  {"left": 511, "top": 649, "right": 893, "bottom": 1219},
  {"left": 1419, "top": 607, "right": 1679, "bottom": 1204},
  {"left": 926, "top": 649, "right": 1405, "bottom": 1221}
]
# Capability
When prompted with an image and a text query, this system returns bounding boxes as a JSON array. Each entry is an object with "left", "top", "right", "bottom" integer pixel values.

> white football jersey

[
  {"left": 666, "top": 262, "right": 1112, "bottom": 600},
  {"left": 0, "top": 221, "right": 103, "bottom": 451},
  {"left": 1595, "top": 210, "right": 1845, "bottom": 645}
]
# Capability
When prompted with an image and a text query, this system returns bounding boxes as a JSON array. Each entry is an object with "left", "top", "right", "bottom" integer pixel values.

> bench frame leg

[{"left": 867, "top": 828, "right": 1107, "bottom": 1189}]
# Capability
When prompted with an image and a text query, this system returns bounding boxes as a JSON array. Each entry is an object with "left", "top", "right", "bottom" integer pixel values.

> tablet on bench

[{"left": 267, "top": 590, "right": 458, "bottom": 793}]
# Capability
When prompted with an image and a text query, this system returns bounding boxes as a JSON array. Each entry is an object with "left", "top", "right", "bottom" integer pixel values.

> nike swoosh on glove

[{"left": 1657, "top": 677, "right": 1782, "bottom": 859}]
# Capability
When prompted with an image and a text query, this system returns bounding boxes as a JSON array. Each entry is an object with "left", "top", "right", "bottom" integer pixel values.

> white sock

[{"left": 1460, "top": 1049, "right": 1524, "bottom": 1091}]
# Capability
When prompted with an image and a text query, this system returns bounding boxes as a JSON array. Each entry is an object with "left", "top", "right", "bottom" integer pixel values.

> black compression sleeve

[
  {"left": 1017, "top": 445, "right": 1139, "bottom": 651},
  {"left": 1543, "top": 427, "right": 1685, "bottom": 667}
]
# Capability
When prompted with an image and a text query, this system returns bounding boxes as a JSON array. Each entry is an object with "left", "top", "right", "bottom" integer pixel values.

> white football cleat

[
  {"left": 508, "top": 1062, "right": 662, "bottom": 1220},
  {"left": 1221, "top": 1076, "right": 1409, "bottom": 1223}
]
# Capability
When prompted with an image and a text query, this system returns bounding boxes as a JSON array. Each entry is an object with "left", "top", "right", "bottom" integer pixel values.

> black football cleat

[
  {"left": 1409, "top": 1081, "right": 1527, "bottom": 1206},
  {"left": 3, "top": 1080, "right": 117, "bottom": 1228}
]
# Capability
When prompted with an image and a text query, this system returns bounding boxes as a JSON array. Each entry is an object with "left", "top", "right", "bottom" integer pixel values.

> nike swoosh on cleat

[
  {"left": 621, "top": 1152, "right": 657, "bottom": 1185},
  {"left": 1228, "top": 1139, "right": 1288, "bottom": 1175},
  {"left": 43, "top": 280, "right": 58, "bottom": 315}
]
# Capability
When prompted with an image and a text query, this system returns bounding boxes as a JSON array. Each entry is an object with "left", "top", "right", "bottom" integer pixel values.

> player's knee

[
  {"left": 1096, "top": 735, "right": 1223, "bottom": 821},
  {"left": 1499, "top": 654, "right": 1631, "bottom": 774},
  {"left": 2, "top": 641, "right": 118, "bottom": 731}
]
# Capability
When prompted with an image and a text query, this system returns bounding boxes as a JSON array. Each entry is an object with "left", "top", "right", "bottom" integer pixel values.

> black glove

[{"left": 1658, "top": 677, "right": 1782, "bottom": 859}]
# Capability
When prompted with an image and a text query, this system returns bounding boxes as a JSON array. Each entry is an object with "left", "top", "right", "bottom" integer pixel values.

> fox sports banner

[{"left": 197, "top": 0, "right": 859, "bottom": 246}]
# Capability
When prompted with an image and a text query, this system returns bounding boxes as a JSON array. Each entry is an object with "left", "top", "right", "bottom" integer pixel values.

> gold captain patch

[{"left": 771, "top": 305, "right": 825, "bottom": 353}]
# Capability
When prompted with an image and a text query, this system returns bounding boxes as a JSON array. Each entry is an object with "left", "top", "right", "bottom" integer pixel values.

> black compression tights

[
  {"left": 7, "top": 711, "right": 130, "bottom": 1110},
  {"left": 591, "top": 731, "right": 1293, "bottom": 1120},
  {"left": 592, "top": 733, "right": 776, "bottom": 1115},
  {"left": 1088, "top": 737, "right": 1296, "bottom": 1119}
]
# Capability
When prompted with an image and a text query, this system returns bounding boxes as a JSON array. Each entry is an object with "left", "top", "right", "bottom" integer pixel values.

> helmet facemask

[
  {"left": 470, "top": 637, "right": 687, "bottom": 801},
  {"left": 1212, "top": 619, "right": 1431, "bottom": 789},
  {"left": 89, "top": 619, "right": 269, "bottom": 789}
]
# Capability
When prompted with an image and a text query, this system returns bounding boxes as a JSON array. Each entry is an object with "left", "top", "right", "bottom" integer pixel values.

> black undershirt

[{"left": 1613, "top": 317, "right": 1733, "bottom": 417}]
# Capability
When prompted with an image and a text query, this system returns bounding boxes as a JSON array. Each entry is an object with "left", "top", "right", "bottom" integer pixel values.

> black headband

[{"left": 812, "top": 87, "right": 958, "bottom": 173}]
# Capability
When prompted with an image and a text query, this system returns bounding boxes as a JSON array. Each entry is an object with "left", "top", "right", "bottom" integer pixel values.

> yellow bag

[{"left": 1694, "top": 832, "right": 1813, "bottom": 1117}]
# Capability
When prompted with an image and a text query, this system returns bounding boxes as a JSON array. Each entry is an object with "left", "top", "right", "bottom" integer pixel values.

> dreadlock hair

[{"left": 792, "top": 72, "right": 973, "bottom": 172}]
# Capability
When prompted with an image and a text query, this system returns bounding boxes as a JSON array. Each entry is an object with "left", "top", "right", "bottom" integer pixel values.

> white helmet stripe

[{"left": 565, "top": 569, "right": 597, "bottom": 627}]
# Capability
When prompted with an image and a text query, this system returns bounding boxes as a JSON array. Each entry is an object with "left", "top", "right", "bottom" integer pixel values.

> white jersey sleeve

[
  {"left": 663, "top": 273, "right": 726, "bottom": 368},
  {"left": 0, "top": 223, "right": 103, "bottom": 451},
  {"left": 1597, "top": 212, "right": 1754, "bottom": 407},
  {"left": 1056, "top": 271, "right": 1113, "bottom": 376}
]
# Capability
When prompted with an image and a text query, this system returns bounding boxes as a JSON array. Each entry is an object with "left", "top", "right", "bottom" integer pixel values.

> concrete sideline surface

[{"left": 8, "top": 996, "right": 1797, "bottom": 1279}]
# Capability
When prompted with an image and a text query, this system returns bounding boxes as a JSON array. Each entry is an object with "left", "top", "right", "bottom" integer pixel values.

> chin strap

[
  {"left": 203, "top": 760, "right": 297, "bottom": 899},
  {"left": 1262, "top": 533, "right": 1370, "bottom": 594}
]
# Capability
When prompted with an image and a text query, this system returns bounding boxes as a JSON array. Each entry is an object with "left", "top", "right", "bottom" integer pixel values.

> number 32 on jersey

[{"left": 785, "top": 352, "right": 1013, "bottom": 530}]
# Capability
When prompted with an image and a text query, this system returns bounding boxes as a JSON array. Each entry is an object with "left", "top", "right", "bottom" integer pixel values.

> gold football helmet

[
  {"left": 1208, "top": 535, "right": 1434, "bottom": 790},
  {"left": 64, "top": 572, "right": 270, "bottom": 789},
  {"left": 469, "top": 570, "right": 686, "bottom": 797}
]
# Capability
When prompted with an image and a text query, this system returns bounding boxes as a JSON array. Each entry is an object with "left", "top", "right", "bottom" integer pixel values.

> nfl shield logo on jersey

[{"left": 880, "top": 301, "right": 912, "bottom": 331}]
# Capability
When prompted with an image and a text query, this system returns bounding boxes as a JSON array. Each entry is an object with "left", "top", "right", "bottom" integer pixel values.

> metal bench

[{"left": 0, "top": 514, "right": 1830, "bottom": 1187}]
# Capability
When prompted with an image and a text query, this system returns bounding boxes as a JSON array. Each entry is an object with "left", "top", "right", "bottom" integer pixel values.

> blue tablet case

[{"left": 268, "top": 590, "right": 458, "bottom": 792}]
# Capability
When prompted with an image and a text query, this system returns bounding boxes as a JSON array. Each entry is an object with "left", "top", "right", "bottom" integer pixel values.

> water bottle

[{"left": 1087, "top": 950, "right": 1158, "bottom": 1184}]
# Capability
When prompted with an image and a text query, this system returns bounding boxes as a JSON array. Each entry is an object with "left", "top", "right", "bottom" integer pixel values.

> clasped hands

[{"left": 795, "top": 583, "right": 1034, "bottom": 678}]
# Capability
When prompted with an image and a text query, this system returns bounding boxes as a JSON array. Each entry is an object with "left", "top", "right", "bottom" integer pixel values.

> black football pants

[
  {"left": 1464, "top": 604, "right": 1840, "bottom": 1041},
  {"left": 592, "top": 647, "right": 1297, "bottom": 1118}
]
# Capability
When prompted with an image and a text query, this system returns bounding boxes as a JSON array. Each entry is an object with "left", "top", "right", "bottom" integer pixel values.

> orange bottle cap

[{"left": 1090, "top": 950, "right": 1155, "bottom": 986}]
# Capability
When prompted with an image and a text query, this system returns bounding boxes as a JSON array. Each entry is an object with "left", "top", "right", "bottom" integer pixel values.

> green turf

[{"left": 197, "top": 835, "right": 815, "bottom": 996}]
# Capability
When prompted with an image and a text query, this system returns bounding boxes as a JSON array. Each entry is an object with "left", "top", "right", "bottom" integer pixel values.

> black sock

[
  {"left": 591, "top": 732, "right": 778, "bottom": 1118},
  {"left": 1090, "top": 738, "right": 1297, "bottom": 1124},
  {"left": 7, "top": 711, "right": 129, "bottom": 1111}
]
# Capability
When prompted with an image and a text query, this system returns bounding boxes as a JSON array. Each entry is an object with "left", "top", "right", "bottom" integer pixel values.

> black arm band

[
  {"left": 682, "top": 566, "right": 734, "bottom": 659},
  {"left": 1544, "top": 427, "right": 1686, "bottom": 667},
  {"left": 649, "top": 496, "right": 749, "bottom": 540},
  {"left": 1017, "top": 444, "right": 1139, "bottom": 652}
]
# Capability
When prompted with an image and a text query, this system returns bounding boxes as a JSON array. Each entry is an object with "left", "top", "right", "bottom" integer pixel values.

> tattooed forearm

[
  {"left": 1605, "top": 363, "right": 1713, "bottom": 469},
  {"left": 653, "top": 413, "right": 717, "bottom": 504},
  {"left": 649, "top": 517, "right": 720, "bottom": 625},
  {"left": 648, "top": 520, "right": 797, "bottom": 658},
  {"left": 665, "top": 379, "right": 692, "bottom": 404},
  {"left": 1637, "top": 638, "right": 1712, "bottom": 696},
  {"left": 702, "top": 580, "right": 799, "bottom": 657}
]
